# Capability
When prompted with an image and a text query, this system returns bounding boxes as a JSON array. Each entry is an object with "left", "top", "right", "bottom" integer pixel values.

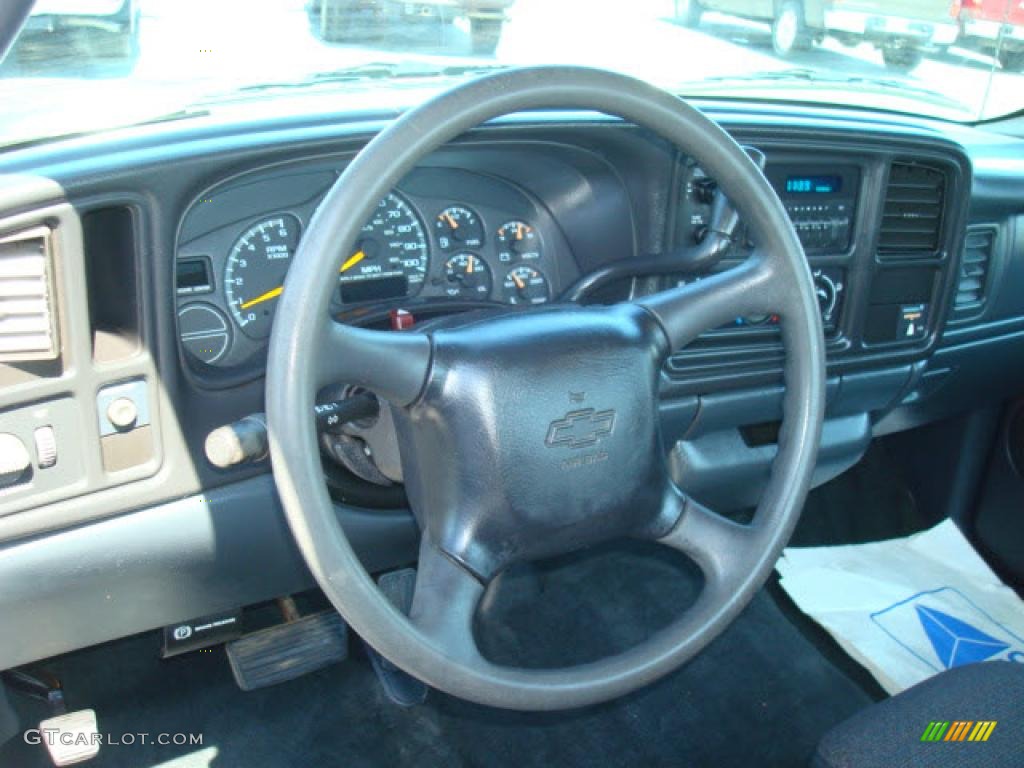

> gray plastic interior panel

[
  {"left": 0, "top": 197, "right": 173, "bottom": 525},
  {"left": 0, "top": 474, "right": 419, "bottom": 671},
  {"left": 672, "top": 413, "right": 871, "bottom": 511}
]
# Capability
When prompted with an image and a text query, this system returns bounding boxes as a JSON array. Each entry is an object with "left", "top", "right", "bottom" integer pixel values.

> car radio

[
  {"left": 766, "top": 164, "right": 860, "bottom": 255},
  {"left": 677, "top": 161, "right": 859, "bottom": 257}
]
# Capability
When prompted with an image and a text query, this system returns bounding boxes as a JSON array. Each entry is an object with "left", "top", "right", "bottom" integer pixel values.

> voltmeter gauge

[
  {"left": 501, "top": 265, "right": 550, "bottom": 305},
  {"left": 496, "top": 221, "right": 541, "bottom": 263}
]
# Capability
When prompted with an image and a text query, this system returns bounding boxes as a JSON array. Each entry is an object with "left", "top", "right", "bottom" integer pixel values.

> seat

[{"left": 813, "top": 661, "right": 1024, "bottom": 767}]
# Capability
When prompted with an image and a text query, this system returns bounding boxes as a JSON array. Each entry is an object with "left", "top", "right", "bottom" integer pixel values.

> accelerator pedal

[
  {"left": 226, "top": 600, "right": 347, "bottom": 691},
  {"left": 366, "top": 568, "right": 429, "bottom": 707}
]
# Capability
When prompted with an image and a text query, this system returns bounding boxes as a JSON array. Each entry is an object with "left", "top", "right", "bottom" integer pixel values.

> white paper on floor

[{"left": 775, "top": 519, "right": 1024, "bottom": 694}]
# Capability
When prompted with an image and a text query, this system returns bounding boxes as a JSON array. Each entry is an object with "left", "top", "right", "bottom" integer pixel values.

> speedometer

[{"left": 339, "top": 192, "right": 429, "bottom": 304}]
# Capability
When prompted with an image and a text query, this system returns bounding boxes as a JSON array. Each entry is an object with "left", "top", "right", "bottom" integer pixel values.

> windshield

[{"left": 1, "top": 0, "right": 1023, "bottom": 148}]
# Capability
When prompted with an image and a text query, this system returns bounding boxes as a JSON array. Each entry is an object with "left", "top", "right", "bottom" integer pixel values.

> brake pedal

[
  {"left": 226, "top": 610, "right": 348, "bottom": 691},
  {"left": 365, "top": 568, "right": 428, "bottom": 707}
]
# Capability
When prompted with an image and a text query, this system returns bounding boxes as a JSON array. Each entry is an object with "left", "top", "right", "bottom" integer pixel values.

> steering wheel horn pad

[
  {"left": 396, "top": 303, "right": 675, "bottom": 581},
  {"left": 266, "top": 66, "right": 826, "bottom": 710}
]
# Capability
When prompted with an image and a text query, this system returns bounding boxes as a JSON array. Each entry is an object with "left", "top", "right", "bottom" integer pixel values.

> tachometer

[
  {"left": 224, "top": 215, "right": 300, "bottom": 340},
  {"left": 339, "top": 192, "right": 429, "bottom": 304}
]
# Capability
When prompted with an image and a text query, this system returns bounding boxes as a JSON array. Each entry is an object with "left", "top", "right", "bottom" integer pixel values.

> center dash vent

[
  {"left": 878, "top": 161, "right": 946, "bottom": 257},
  {"left": 0, "top": 226, "right": 59, "bottom": 361},
  {"left": 954, "top": 226, "right": 996, "bottom": 317}
]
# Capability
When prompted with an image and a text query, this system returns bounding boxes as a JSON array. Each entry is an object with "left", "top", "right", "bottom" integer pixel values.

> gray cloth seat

[{"left": 813, "top": 661, "right": 1024, "bottom": 768}]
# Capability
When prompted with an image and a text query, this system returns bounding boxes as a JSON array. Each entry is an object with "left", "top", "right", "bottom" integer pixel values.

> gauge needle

[
  {"left": 512, "top": 272, "right": 526, "bottom": 290},
  {"left": 240, "top": 249, "right": 366, "bottom": 311},
  {"left": 443, "top": 213, "right": 458, "bottom": 230},
  {"left": 466, "top": 255, "right": 475, "bottom": 274},
  {"left": 240, "top": 285, "right": 283, "bottom": 310},
  {"left": 341, "top": 250, "right": 366, "bottom": 272},
  {"left": 516, "top": 224, "right": 525, "bottom": 241}
]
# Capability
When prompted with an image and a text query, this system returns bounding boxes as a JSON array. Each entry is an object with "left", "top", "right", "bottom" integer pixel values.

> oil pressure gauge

[{"left": 443, "top": 252, "right": 492, "bottom": 298}]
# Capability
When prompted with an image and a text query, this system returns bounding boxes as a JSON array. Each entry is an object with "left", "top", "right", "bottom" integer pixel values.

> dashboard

[
  {"left": 168, "top": 136, "right": 967, "bottom": 400},
  {"left": 1, "top": 93, "right": 1024, "bottom": 671}
]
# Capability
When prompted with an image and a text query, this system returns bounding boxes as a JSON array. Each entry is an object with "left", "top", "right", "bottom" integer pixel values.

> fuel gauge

[
  {"left": 501, "top": 265, "right": 550, "bottom": 305},
  {"left": 435, "top": 206, "right": 484, "bottom": 251}
]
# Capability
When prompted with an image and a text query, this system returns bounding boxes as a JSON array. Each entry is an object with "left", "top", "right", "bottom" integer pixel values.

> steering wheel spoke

[
  {"left": 409, "top": 537, "right": 487, "bottom": 667},
  {"left": 315, "top": 321, "right": 432, "bottom": 406},
  {"left": 635, "top": 251, "right": 780, "bottom": 352},
  {"left": 657, "top": 490, "right": 758, "bottom": 588}
]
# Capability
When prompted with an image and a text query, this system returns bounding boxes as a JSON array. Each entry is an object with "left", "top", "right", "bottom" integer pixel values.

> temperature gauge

[
  {"left": 444, "top": 253, "right": 492, "bottom": 298},
  {"left": 501, "top": 265, "right": 550, "bottom": 305}
]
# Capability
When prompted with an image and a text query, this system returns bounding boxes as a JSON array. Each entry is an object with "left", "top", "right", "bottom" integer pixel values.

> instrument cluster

[{"left": 176, "top": 166, "right": 571, "bottom": 373}]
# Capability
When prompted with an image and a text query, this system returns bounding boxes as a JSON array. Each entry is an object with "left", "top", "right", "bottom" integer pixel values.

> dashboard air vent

[
  {"left": 878, "top": 161, "right": 946, "bottom": 257},
  {"left": 0, "top": 226, "right": 59, "bottom": 361},
  {"left": 954, "top": 226, "right": 995, "bottom": 316}
]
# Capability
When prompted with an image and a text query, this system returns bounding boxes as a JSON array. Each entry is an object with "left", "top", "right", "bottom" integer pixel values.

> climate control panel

[
  {"left": 664, "top": 267, "right": 845, "bottom": 337},
  {"left": 720, "top": 267, "right": 843, "bottom": 334}
]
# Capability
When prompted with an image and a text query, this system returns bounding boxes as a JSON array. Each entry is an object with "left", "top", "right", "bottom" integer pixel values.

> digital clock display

[{"left": 786, "top": 175, "right": 843, "bottom": 194}]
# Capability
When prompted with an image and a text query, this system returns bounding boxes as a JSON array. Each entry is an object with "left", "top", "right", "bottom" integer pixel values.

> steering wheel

[{"left": 266, "top": 66, "right": 826, "bottom": 711}]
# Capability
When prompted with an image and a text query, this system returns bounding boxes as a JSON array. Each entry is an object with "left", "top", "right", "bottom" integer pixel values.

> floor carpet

[{"left": 2, "top": 539, "right": 875, "bottom": 768}]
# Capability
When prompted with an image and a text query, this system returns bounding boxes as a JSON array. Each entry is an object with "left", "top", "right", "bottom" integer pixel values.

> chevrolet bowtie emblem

[{"left": 545, "top": 408, "right": 616, "bottom": 450}]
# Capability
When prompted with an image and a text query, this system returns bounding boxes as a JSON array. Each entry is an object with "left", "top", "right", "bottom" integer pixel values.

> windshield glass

[{"left": 1, "top": 0, "right": 1023, "bottom": 147}]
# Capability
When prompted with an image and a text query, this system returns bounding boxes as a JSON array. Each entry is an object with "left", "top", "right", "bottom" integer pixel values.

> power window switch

[{"left": 34, "top": 425, "right": 57, "bottom": 469}]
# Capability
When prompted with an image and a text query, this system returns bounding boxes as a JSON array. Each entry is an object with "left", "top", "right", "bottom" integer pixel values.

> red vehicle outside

[{"left": 953, "top": 0, "right": 1024, "bottom": 70}]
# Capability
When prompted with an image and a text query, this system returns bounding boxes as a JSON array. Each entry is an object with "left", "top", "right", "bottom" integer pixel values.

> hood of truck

[{"left": 30, "top": 0, "right": 126, "bottom": 17}]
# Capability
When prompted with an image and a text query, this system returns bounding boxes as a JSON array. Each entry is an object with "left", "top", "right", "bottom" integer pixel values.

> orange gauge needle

[
  {"left": 340, "top": 250, "right": 366, "bottom": 273},
  {"left": 466, "top": 255, "right": 475, "bottom": 274},
  {"left": 240, "top": 285, "right": 283, "bottom": 310},
  {"left": 512, "top": 272, "right": 526, "bottom": 290},
  {"left": 443, "top": 213, "right": 459, "bottom": 230},
  {"left": 516, "top": 223, "right": 526, "bottom": 241}
]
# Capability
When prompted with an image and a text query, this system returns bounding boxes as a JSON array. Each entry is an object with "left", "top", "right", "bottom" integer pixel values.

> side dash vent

[
  {"left": 0, "top": 226, "right": 59, "bottom": 361},
  {"left": 953, "top": 226, "right": 996, "bottom": 319},
  {"left": 878, "top": 161, "right": 946, "bottom": 257}
]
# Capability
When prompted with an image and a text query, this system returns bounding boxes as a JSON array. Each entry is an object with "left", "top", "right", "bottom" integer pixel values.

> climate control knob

[{"left": 813, "top": 271, "right": 838, "bottom": 320}]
